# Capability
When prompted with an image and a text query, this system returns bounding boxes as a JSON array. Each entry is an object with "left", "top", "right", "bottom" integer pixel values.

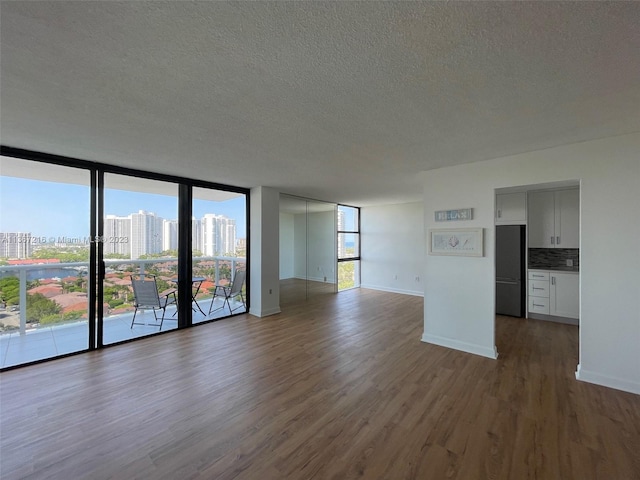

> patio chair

[
  {"left": 130, "top": 274, "right": 177, "bottom": 330},
  {"left": 208, "top": 269, "right": 246, "bottom": 316}
]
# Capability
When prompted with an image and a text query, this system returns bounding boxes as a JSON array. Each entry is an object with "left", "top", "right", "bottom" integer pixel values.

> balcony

[{"left": 0, "top": 256, "right": 246, "bottom": 368}]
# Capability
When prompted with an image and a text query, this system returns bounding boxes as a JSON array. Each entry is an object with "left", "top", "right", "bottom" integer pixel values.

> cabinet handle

[
  {"left": 532, "top": 274, "right": 544, "bottom": 278},
  {"left": 497, "top": 210, "right": 501, "bottom": 218},
  {"left": 533, "top": 303, "right": 545, "bottom": 308},
  {"left": 551, "top": 277, "right": 555, "bottom": 285},
  {"left": 551, "top": 236, "right": 555, "bottom": 245},
  {"left": 532, "top": 286, "right": 544, "bottom": 290},
  {"left": 556, "top": 236, "right": 560, "bottom": 245}
]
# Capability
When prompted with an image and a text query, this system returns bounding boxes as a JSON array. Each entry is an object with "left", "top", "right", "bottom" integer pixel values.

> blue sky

[{"left": 1, "top": 177, "right": 247, "bottom": 238}]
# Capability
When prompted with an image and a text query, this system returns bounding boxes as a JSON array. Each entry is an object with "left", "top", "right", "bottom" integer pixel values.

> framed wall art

[{"left": 429, "top": 228, "right": 483, "bottom": 257}]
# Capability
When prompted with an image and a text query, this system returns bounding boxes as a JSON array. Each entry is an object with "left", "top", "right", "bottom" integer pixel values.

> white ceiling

[{"left": 1, "top": 2, "right": 639, "bottom": 207}]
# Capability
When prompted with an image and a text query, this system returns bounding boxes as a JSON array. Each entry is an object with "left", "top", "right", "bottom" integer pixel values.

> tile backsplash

[{"left": 529, "top": 248, "right": 580, "bottom": 270}]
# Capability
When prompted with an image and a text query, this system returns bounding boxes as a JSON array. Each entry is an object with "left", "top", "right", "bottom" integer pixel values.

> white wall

[
  {"left": 361, "top": 202, "right": 424, "bottom": 296},
  {"left": 421, "top": 132, "right": 640, "bottom": 394},
  {"left": 249, "top": 186, "right": 281, "bottom": 317},
  {"left": 279, "top": 213, "right": 294, "bottom": 279}
]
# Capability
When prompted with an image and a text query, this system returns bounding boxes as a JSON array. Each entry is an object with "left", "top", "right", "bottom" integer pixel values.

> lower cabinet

[
  {"left": 528, "top": 271, "right": 550, "bottom": 314},
  {"left": 528, "top": 270, "right": 579, "bottom": 320},
  {"left": 549, "top": 272, "right": 579, "bottom": 319}
]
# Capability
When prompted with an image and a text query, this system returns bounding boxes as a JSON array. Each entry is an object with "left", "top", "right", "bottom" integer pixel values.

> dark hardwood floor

[
  {"left": 279, "top": 277, "right": 336, "bottom": 307},
  {"left": 1, "top": 288, "right": 638, "bottom": 479}
]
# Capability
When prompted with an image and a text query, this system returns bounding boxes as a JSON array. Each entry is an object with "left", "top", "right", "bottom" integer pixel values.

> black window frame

[{"left": 0, "top": 145, "right": 250, "bottom": 369}]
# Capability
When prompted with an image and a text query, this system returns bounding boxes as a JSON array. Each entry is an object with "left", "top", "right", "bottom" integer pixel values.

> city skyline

[
  {"left": 0, "top": 175, "right": 247, "bottom": 239},
  {"left": 104, "top": 210, "right": 238, "bottom": 259}
]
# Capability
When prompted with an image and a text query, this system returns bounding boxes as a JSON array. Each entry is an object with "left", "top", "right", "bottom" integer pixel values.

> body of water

[{"left": 1, "top": 268, "right": 81, "bottom": 281}]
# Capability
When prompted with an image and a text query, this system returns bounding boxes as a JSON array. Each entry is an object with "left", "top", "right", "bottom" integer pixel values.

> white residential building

[
  {"left": 104, "top": 215, "right": 132, "bottom": 257},
  {"left": 192, "top": 217, "right": 202, "bottom": 254},
  {"left": 162, "top": 219, "right": 178, "bottom": 252},
  {"left": 201, "top": 214, "right": 236, "bottom": 256},
  {"left": 130, "top": 210, "right": 163, "bottom": 259},
  {"left": 0, "top": 232, "right": 32, "bottom": 259},
  {"left": 337, "top": 209, "right": 346, "bottom": 259}
]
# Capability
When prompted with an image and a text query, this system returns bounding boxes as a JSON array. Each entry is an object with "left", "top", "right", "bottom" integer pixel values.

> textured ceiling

[{"left": 1, "top": 1, "right": 639, "bottom": 206}]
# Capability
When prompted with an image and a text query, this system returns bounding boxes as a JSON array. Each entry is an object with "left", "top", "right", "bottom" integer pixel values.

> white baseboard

[
  {"left": 360, "top": 284, "right": 424, "bottom": 297},
  {"left": 575, "top": 364, "right": 640, "bottom": 395},
  {"left": 248, "top": 306, "right": 281, "bottom": 317},
  {"left": 421, "top": 333, "right": 498, "bottom": 360}
]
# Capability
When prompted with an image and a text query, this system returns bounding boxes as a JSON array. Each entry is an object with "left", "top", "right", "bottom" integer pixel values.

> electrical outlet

[
  {"left": 394, "top": 274, "right": 398, "bottom": 280},
  {"left": 415, "top": 276, "right": 420, "bottom": 282},
  {"left": 566, "top": 259, "right": 573, "bottom": 267}
]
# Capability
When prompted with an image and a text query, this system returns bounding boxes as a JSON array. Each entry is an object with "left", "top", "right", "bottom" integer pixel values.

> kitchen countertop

[{"left": 529, "top": 266, "right": 579, "bottom": 273}]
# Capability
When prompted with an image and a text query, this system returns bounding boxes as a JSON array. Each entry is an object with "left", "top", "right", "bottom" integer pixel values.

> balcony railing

[{"left": 0, "top": 256, "right": 246, "bottom": 335}]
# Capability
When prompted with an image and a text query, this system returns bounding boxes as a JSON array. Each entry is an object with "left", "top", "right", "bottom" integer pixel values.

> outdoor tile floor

[{"left": 0, "top": 297, "right": 245, "bottom": 369}]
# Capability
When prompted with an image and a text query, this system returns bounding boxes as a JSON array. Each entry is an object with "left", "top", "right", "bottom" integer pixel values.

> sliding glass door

[
  {"left": 101, "top": 173, "right": 179, "bottom": 345},
  {"left": 191, "top": 187, "right": 247, "bottom": 324},
  {"left": 0, "top": 156, "right": 93, "bottom": 367},
  {"left": 0, "top": 148, "right": 249, "bottom": 369}
]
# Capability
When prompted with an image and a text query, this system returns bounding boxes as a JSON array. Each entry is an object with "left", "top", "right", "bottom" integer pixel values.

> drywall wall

[
  {"left": 249, "top": 186, "right": 281, "bottom": 317},
  {"left": 421, "top": 132, "right": 640, "bottom": 394},
  {"left": 361, "top": 202, "right": 424, "bottom": 296}
]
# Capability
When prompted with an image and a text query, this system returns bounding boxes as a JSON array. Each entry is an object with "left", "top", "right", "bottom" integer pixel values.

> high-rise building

[
  {"left": 0, "top": 232, "right": 32, "bottom": 259},
  {"left": 337, "top": 209, "right": 346, "bottom": 258},
  {"left": 104, "top": 215, "right": 132, "bottom": 257},
  {"left": 192, "top": 217, "right": 202, "bottom": 254},
  {"left": 130, "top": 210, "right": 163, "bottom": 259},
  {"left": 201, "top": 214, "right": 236, "bottom": 256},
  {"left": 162, "top": 219, "right": 178, "bottom": 252}
]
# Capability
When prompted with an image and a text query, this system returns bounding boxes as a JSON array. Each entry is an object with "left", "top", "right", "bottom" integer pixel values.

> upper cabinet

[
  {"left": 528, "top": 188, "right": 579, "bottom": 248},
  {"left": 495, "top": 192, "right": 526, "bottom": 225}
]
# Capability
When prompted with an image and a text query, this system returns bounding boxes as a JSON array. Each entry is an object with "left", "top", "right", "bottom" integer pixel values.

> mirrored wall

[{"left": 279, "top": 195, "right": 337, "bottom": 305}]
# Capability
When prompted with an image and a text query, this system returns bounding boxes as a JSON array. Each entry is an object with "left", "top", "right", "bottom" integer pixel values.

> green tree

[
  {"left": 40, "top": 310, "right": 83, "bottom": 325},
  {"left": 0, "top": 277, "right": 20, "bottom": 305},
  {"left": 105, "top": 253, "right": 129, "bottom": 259},
  {"left": 32, "top": 247, "right": 89, "bottom": 262},
  {"left": 338, "top": 262, "right": 356, "bottom": 290},
  {"left": 26, "top": 293, "right": 61, "bottom": 323}
]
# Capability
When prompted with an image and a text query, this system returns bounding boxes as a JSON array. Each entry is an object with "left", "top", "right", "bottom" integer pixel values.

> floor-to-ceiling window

[
  {"left": 337, "top": 205, "right": 360, "bottom": 291},
  {"left": 0, "top": 156, "right": 93, "bottom": 367},
  {"left": 102, "top": 173, "right": 179, "bottom": 345},
  {"left": 192, "top": 187, "right": 247, "bottom": 323},
  {"left": 0, "top": 149, "right": 249, "bottom": 369}
]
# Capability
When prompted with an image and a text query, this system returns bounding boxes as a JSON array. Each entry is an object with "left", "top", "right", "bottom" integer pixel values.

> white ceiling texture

[{"left": 1, "top": 1, "right": 639, "bottom": 207}]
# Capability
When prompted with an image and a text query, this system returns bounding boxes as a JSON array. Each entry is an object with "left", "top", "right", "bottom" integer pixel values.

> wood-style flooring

[{"left": 1, "top": 288, "right": 639, "bottom": 479}]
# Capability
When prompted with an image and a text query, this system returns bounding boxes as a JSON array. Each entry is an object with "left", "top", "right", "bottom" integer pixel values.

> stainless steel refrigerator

[{"left": 495, "top": 225, "right": 525, "bottom": 317}]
